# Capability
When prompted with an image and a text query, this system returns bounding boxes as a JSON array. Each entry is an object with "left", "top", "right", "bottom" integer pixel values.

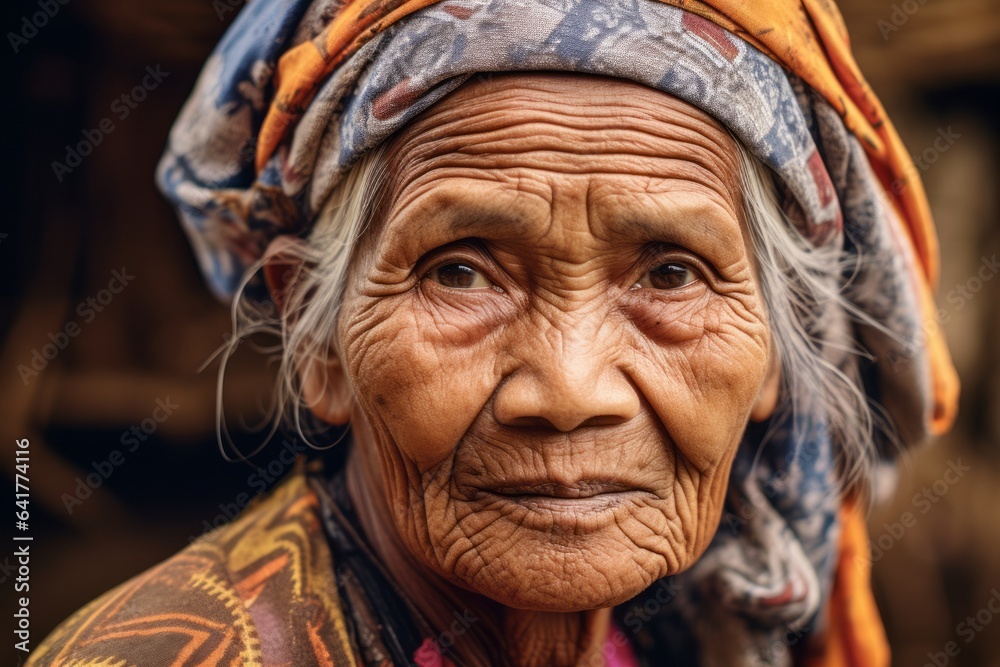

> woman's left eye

[
  {"left": 637, "top": 262, "right": 699, "bottom": 290},
  {"left": 428, "top": 262, "right": 494, "bottom": 289}
]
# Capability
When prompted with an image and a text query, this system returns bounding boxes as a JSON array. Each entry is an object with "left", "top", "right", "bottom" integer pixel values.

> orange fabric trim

[
  {"left": 256, "top": 0, "right": 959, "bottom": 435},
  {"left": 258, "top": 0, "right": 446, "bottom": 171},
  {"left": 803, "top": 496, "right": 890, "bottom": 667}
]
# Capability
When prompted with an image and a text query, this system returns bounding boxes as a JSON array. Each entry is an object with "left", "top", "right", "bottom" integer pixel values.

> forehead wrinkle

[
  {"left": 403, "top": 108, "right": 720, "bottom": 153},
  {"left": 387, "top": 78, "right": 739, "bottom": 187},
  {"left": 391, "top": 119, "right": 736, "bottom": 178},
  {"left": 376, "top": 176, "right": 549, "bottom": 259},
  {"left": 376, "top": 73, "right": 747, "bottom": 270},
  {"left": 403, "top": 73, "right": 732, "bottom": 146}
]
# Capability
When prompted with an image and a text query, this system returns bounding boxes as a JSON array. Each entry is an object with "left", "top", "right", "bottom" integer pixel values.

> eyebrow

[
  {"left": 619, "top": 207, "right": 741, "bottom": 247},
  {"left": 382, "top": 187, "right": 541, "bottom": 244},
  {"left": 381, "top": 179, "right": 745, "bottom": 270},
  {"left": 436, "top": 207, "right": 534, "bottom": 237},
  {"left": 589, "top": 187, "right": 749, "bottom": 278}
]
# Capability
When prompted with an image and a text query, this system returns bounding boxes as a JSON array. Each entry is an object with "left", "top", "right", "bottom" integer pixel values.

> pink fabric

[
  {"left": 413, "top": 638, "right": 457, "bottom": 667},
  {"left": 413, "top": 626, "right": 639, "bottom": 666},
  {"left": 605, "top": 624, "right": 641, "bottom": 667}
]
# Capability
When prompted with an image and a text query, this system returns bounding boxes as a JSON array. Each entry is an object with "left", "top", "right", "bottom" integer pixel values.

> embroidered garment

[
  {"left": 27, "top": 463, "right": 449, "bottom": 667},
  {"left": 27, "top": 463, "right": 882, "bottom": 666}
]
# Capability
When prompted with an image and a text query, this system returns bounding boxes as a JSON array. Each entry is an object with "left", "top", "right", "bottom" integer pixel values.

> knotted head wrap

[{"left": 156, "top": 0, "right": 960, "bottom": 664}]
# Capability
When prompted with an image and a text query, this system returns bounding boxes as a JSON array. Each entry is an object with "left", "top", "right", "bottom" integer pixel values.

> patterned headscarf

[{"left": 156, "top": 0, "right": 959, "bottom": 664}]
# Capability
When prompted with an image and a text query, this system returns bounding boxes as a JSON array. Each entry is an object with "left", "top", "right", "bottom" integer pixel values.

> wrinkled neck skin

[{"left": 346, "top": 446, "right": 611, "bottom": 667}]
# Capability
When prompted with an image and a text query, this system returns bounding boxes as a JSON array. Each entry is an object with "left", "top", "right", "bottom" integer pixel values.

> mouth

[
  {"left": 487, "top": 480, "right": 631, "bottom": 498},
  {"left": 476, "top": 480, "right": 652, "bottom": 515}
]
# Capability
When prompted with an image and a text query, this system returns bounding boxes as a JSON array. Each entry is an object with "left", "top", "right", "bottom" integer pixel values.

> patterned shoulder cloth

[{"left": 26, "top": 462, "right": 360, "bottom": 667}]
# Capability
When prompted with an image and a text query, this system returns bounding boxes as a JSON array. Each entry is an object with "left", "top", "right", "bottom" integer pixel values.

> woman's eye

[
  {"left": 638, "top": 262, "right": 699, "bottom": 290},
  {"left": 428, "top": 262, "right": 493, "bottom": 289}
]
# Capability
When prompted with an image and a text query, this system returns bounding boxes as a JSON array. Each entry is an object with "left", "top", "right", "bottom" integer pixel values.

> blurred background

[{"left": 1, "top": 1, "right": 999, "bottom": 665}]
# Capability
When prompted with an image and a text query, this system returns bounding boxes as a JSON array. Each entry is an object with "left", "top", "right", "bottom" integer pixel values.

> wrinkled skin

[{"left": 270, "top": 73, "right": 779, "bottom": 665}]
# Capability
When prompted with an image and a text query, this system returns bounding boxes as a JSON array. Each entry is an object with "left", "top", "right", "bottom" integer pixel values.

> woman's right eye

[
  {"left": 636, "top": 261, "right": 700, "bottom": 291},
  {"left": 427, "top": 262, "right": 494, "bottom": 289}
]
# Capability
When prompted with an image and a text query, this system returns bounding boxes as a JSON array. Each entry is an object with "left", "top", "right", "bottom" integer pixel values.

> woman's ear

[
  {"left": 262, "top": 236, "right": 307, "bottom": 315},
  {"left": 299, "top": 354, "right": 354, "bottom": 426},
  {"left": 750, "top": 348, "right": 781, "bottom": 423},
  {"left": 262, "top": 236, "right": 354, "bottom": 426}
]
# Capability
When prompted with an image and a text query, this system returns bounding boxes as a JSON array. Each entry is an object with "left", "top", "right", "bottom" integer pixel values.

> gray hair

[{"left": 220, "top": 139, "right": 892, "bottom": 492}]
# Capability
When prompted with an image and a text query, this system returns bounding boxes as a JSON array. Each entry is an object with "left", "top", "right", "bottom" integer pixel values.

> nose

[{"left": 492, "top": 328, "right": 641, "bottom": 432}]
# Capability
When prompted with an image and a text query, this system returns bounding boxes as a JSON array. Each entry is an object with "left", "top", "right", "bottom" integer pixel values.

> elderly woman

[{"left": 30, "top": 0, "right": 959, "bottom": 666}]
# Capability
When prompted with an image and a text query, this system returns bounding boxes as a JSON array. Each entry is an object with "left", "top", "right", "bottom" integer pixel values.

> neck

[{"left": 344, "top": 448, "right": 611, "bottom": 667}]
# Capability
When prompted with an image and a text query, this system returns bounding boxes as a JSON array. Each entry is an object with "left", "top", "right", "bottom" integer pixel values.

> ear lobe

[
  {"left": 300, "top": 353, "right": 354, "bottom": 426},
  {"left": 750, "top": 349, "right": 781, "bottom": 423}
]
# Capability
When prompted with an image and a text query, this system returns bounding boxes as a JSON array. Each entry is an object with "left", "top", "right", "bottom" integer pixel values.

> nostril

[
  {"left": 495, "top": 395, "right": 637, "bottom": 432},
  {"left": 502, "top": 415, "right": 559, "bottom": 429},
  {"left": 579, "top": 414, "right": 632, "bottom": 428},
  {"left": 492, "top": 360, "right": 641, "bottom": 432}
]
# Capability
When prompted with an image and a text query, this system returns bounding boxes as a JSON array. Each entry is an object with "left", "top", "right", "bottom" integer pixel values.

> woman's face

[{"left": 318, "top": 73, "right": 777, "bottom": 611}]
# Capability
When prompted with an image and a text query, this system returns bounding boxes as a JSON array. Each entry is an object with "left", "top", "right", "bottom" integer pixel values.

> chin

[
  {"left": 463, "top": 543, "right": 670, "bottom": 612},
  {"left": 437, "top": 502, "right": 688, "bottom": 612}
]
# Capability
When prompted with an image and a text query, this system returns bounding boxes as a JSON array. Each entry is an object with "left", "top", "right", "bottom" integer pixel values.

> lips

[
  {"left": 484, "top": 480, "right": 633, "bottom": 499},
  {"left": 473, "top": 479, "right": 654, "bottom": 519},
  {"left": 464, "top": 476, "right": 658, "bottom": 533}
]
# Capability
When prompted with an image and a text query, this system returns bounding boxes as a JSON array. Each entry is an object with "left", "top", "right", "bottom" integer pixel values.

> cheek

[
  {"left": 341, "top": 289, "right": 505, "bottom": 471},
  {"left": 623, "top": 287, "right": 770, "bottom": 472},
  {"left": 620, "top": 288, "right": 769, "bottom": 560}
]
